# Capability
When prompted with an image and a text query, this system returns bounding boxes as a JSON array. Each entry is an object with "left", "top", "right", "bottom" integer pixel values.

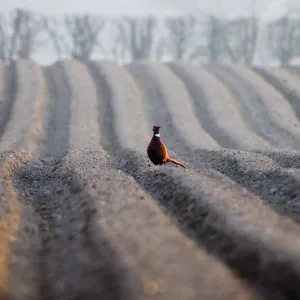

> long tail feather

[{"left": 166, "top": 157, "right": 188, "bottom": 169}]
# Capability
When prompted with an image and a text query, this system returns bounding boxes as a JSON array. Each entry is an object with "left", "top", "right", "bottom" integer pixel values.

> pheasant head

[{"left": 152, "top": 125, "right": 161, "bottom": 137}]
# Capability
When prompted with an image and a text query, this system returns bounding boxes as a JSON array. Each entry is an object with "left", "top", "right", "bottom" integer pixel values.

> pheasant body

[{"left": 147, "top": 126, "right": 187, "bottom": 168}]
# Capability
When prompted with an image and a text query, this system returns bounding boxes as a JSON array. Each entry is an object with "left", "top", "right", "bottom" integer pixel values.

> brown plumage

[{"left": 147, "top": 125, "right": 187, "bottom": 168}]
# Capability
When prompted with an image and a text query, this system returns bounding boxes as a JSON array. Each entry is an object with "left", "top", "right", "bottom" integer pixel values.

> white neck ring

[{"left": 154, "top": 133, "right": 160, "bottom": 137}]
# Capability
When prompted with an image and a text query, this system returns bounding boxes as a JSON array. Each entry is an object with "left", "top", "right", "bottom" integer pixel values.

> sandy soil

[{"left": 1, "top": 59, "right": 300, "bottom": 299}]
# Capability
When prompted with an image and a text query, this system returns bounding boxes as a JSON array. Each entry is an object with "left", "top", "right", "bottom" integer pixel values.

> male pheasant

[{"left": 147, "top": 125, "right": 187, "bottom": 168}]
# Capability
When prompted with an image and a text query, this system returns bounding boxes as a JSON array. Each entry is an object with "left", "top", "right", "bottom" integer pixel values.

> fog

[
  {"left": 0, "top": 0, "right": 299, "bottom": 65},
  {"left": 0, "top": 0, "right": 292, "bottom": 18}
]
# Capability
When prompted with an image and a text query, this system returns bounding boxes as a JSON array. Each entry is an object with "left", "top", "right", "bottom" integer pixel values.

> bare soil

[{"left": 1, "top": 60, "right": 300, "bottom": 299}]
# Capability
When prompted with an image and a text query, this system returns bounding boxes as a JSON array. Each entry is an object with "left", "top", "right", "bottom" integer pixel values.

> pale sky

[
  {"left": 0, "top": 0, "right": 294, "bottom": 18},
  {"left": 0, "top": 0, "right": 297, "bottom": 64}
]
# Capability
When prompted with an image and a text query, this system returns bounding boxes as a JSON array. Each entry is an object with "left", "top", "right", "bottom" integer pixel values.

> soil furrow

[
  {"left": 4, "top": 59, "right": 300, "bottom": 299},
  {"left": 0, "top": 154, "right": 43, "bottom": 300},
  {"left": 206, "top": 65, "right": 298, "bottom": 148},
  {"left": 187, "top": 148, "right": 300, "bottom": 224},
  {"left": 14, "top": 153, "right": 133, "bottom": 300},
  {"left": 220, "top": 65, "right": 300, "bottom": 148},
  {"left": 62, "top": 60, "right": 101, "bottom": 150},
  {"left": 0, "top": 60, "right": 45, "bottom": 152},
  {"left": 167, "top": 62, "right": 270, "bottom": 150},
  {"left": 126, "top": 62, "right": 219, "bottom": 154},
  {"left": 0, "top": 63, "right": 17, "bottom": 143},
  {"left": 15, "top": 150, "right": 260, "bottom": 300},
  {"left": 0, "top": 60, "right": 46, "bottom": 299},
  {"left": 14, "top": 57, "right": 257, "bottom": 298},
  {"left": 86, "top": 61, "right": 261, "bottom": 298},
  {"left": 39, "top": 62, "right": 71, "bottom": 159},
  {"left": 93, "top": 62, "right": 300, "bottom": 298},
  {"left": 115, "top": 149, "right": 300, "bottom": 299},
  {"left": 86, "top": 62, "right": 116, "bottom": 152},
  {"left": 255, "top": 149, "right": 300, "bottom": 169},
  {"left": 16, "top": 60, "right": 114, "bottom": 299},
  {"left": 88, "top": 60, "right": 150, "bottom": 151},
  {"left": 252, "top": 67, "right": 300, "bottom": 121},
  {"left": 285, "top": 66, "right": 300, "bottom": 79},
  {"left": 0, "top": 60, "right": 4, "bottom": 104}
]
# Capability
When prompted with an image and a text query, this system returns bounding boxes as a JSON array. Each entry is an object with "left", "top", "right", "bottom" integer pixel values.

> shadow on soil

[{"left": 12, "top": 157, "right": 132, "bottom": 300}]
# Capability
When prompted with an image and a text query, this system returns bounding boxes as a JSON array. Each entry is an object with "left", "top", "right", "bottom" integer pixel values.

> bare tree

[
  {"left": 43, "top": 16, "right": 66, "bottom": 60},
  {"left": 204, "top": 15, "right": 225, "bottom": 63},
  {"left": 98, "top": 18, "right": 127, "bottom": 63},
  {"left": 16, "top": 9, "right": 44, "bottom": 59},
  {"left": 241, "top": 17, "right": 259, "bottom": 65},
  {"left": 266, "top": 16, "right": 300, "bottom": 66},
  {"left": 111, "top": 16, "right": 157, "bottom": 62},
  {"left": 63, "top": 14, "right": 105, "bottom": 61},
  {"left": 0, "top": 13, "right": 11, "bottom": 63},
  {"left": 164, "top": 15, "right": 199, "bottom": 61},
  {"left": 221, "top": 17, "right": 259, "bottom": 64},
  {"left": 154, "top": 36, "right": 166, "bottom": 61},
  {"left": 0, "top": 8, "right": 42, "bottom": 63}
]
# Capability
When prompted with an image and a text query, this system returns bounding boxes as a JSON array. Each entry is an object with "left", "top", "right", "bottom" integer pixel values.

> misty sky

[
  {"left": 0, "top": 0, "right": 294, "bottom": 18},
  {"left": 0, "top": 0, "right": 297, "bottom": 64}
]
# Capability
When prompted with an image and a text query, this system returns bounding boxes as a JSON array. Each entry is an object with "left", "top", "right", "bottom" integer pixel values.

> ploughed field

[{"left": 1, "top": 59, "right": 300, "bottom": 300}]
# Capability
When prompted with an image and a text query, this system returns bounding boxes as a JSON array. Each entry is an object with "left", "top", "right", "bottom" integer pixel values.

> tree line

[{"left": 0, "top": 8, "right": 300, "bottom": 65}]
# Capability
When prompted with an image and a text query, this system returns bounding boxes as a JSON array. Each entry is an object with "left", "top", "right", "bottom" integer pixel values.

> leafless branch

[
  {"left": 266, "top": 16, "right": 300, "bottom": 66},
  {"left": 164, "top": 15, "right": 199, "bottom": 61},
  {"left": 0, "top": 8, "right": 43, "bottom": 63},
  {"left": 113, "top": 16, "right": 157, "bottom": 62},
  {"left": 203, "top": 15, "right": 225, "bottom": 63},
  {"left": 64, "top": 14, "right": 105, "bottom": 61}
]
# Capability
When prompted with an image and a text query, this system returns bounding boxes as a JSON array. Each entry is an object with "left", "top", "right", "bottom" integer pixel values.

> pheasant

[{"left": 147, "top": 125, "right": 187, "bottom": 168}]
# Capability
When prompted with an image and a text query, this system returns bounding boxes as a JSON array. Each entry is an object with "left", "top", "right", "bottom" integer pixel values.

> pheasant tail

[{"left": 166, "top": 157, "right": 187, "bottom": 169}]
